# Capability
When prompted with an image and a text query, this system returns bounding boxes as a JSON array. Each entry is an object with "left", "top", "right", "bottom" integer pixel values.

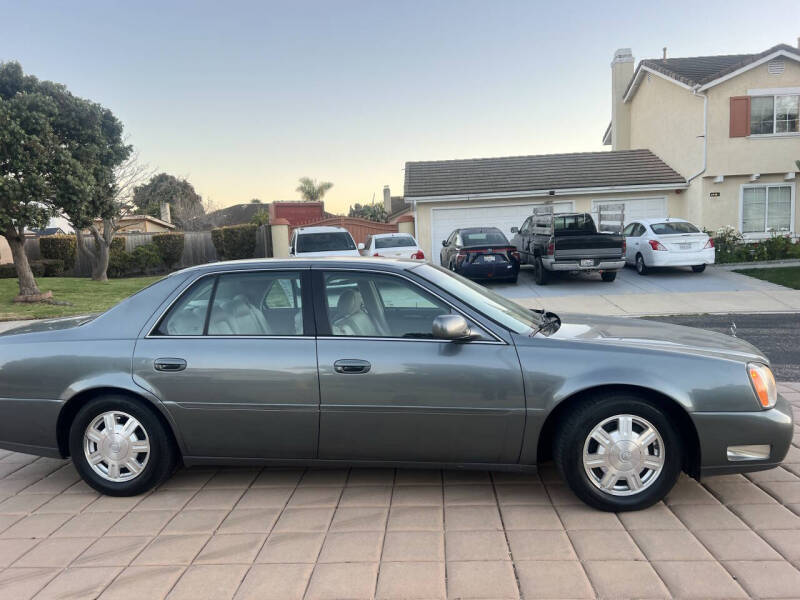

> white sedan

[
  {"left": 622, "top": 218, "right": 715, "bottom": 275},
  {"left": 361, "top": 233, "right": 425, "bottom": 260}
]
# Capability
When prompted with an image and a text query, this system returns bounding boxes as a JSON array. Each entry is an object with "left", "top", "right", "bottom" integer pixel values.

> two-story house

[
  {"left": 605, "top": 42, "right": 800, "bottom": 239},
  {"left": 400, "top": 41, "right": 799, "bottom": 262}
]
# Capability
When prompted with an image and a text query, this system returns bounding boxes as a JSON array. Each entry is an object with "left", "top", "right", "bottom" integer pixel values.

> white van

[{"left": 289, "top": 226, "right": 362, "bottom": 258}]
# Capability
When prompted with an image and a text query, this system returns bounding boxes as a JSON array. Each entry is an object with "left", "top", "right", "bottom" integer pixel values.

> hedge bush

[
  {"left": 132, "top": 244, "right": 162, "bottom": 274},
  {"left": 40, "top": 235, "right": 76, "bottom": 270},
  {"left": 107, "top": 248, "right": 135, "bottom": 278},
  {"left": 0, "top": 261, "right": 46, "bottom": 278},
  {"left": 152, "top": 232, "right": 185, "bottom": 269},
  {"left": 39, "top": 259, "right": 65, "bottom": 277},
  {"left": 708, "top": 227, "right": 800, "bottom": 263},
  {"left": 211, "top": 224, "right": 257, "bottom": 260}
]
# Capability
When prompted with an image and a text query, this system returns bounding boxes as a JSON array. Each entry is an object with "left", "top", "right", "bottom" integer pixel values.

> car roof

[
  {"left": 372, "top": 232, "right": 415, "bottom": 239},
  {"left": 294, "top": 226, "right": 351, "bottom": 234},
  {"left": 173, "top": 256, "right": 421, "bottom": 276},
  {"left": 635, "top": 218, "right": 691, "bottom": 225}
]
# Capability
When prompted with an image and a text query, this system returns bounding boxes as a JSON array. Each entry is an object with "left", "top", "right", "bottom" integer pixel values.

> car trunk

[
  {"left": 657, "top": 233, "right": 709, "bottom": 253},
  {"left": 461, "top": 245, "right": 514, "bottom": 265},
  {"left": 554, "top": 234, "right": 623, "bottom": 261}
]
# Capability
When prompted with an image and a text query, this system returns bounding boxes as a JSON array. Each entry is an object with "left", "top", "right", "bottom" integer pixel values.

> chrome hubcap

[
  {"left": 83, "top": 411, "right": 150, "bottom": 482},
  {"left": 583, "top": 414, "right": 664, "bottom": 496}
]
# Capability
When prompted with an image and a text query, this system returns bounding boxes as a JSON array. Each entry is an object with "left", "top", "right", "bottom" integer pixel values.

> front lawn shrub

[
  {"left": 39, "top": 259, "right": 65, "bottom": 277},
  {"left": 40, "top": 235, "right": 77, "bottom": 270},
  {"left": 107, "top": 249, "right": 135, "bottom": 278},
  {"left": 152, "top": 232, "right": 185, "bottom": 269},
  {"left": 211, "top": 224, "right": 257, "bottom": 260},
  {"left": 0, "top": 261, "right": 46, "bottom": 278},
  {"left": 131, "top": 244, "right": 162, "bottom": 274}
]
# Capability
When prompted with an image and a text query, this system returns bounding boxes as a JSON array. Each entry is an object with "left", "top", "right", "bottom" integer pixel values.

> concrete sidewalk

[{"left": 512, "top": 288, "right": 800, "bottom": 317}]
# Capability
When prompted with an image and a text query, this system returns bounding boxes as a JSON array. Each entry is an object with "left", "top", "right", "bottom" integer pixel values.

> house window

[
  {"left": 741, "top": 184, "right": 794, "bottom": 235},
  {"left": 750, "top": 95, "right": 799, "bottom": 135}
]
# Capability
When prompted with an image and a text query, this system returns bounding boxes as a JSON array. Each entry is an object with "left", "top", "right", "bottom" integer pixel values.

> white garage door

[
  {"left": 430, "top": 201, "right": 573, "bottom": 265},
  {"left": 592, "top": 197, "right": 667, "bottom": 226}
]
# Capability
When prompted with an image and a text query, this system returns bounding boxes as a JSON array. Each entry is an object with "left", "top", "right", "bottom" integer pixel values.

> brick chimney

[
  {"left": 383, "top": 185, "right": 392, "bottom": 213},
  {"left": 159, "top": 201, "right": 172, "bottom": 224},
  {"left": 611, "top": 48, "right": 634, "bottom": 151}
]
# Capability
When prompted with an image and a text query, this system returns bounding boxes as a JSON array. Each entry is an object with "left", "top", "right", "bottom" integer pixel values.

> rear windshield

[
  {"left": 297, "top": 232, "right": 356, "bottom": 252},
  {"left": 462, "top": 230, "right": 508, "bottom": 246},
  {"left": 650, "top": 222, "right": 700, "bottom": 235},
  {"left": 375, "top": 235, "right": 416, "bottom": 249},
  {"left": 553, "top": 214, "right": 595, "bottom": 234}
]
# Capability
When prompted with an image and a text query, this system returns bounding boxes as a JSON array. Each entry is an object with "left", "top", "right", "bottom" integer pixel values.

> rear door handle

[
  {"left": 334, "top": 359, "right": 371, "bottom": 374},
  {"left": 154, "top": 358, "right": 187, "bottom": 372}
]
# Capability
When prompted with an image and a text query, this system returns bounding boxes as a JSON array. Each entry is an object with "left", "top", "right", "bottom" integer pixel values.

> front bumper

[
  {"left": 649, "top": 248, "right": 716, "bottom": 267},
  {"left": 542, "top": 258, "right": 625, "bottom": 272},
  {"left": 694, "top": 394, "right": 794, "bottom": 477}
]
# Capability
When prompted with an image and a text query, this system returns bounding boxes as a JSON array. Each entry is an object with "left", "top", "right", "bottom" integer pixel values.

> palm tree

[{"left": 296, "top": 177, "right": 333, "bottom": 202}]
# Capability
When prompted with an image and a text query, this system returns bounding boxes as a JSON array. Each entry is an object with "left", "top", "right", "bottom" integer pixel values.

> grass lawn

[
  {"left": 733, "top": 266, "right": 800, "bottom": 290},
  {"left": 0, "top": 276, "right": 163, "bottom": 320}
]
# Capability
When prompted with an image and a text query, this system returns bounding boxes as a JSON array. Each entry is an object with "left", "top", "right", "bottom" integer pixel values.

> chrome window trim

[
  {"left": 146, "top": 264, "right": 507, "bottom": 344},
  {"left": 317, "top": 266, "right": 506, "bottom": 344}
]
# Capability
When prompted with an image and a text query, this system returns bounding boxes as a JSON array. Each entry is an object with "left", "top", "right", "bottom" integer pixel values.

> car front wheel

[
  {"left": 68, "top": 395, "right": 177, "bottom": 496},
  {"left": 553, "top": 395, "right": 682, "bottom": 511}
]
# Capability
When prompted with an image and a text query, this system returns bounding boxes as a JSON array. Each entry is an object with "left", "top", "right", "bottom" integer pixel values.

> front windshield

[
  {"left": 413, "top": 264, "right": 541, "bottom": 334},
  {"left": 297, "top": 232, "right": 356, "bottom": 252},
  {"left": 650, "top": 221, "right": 700, "bottom": 235}
]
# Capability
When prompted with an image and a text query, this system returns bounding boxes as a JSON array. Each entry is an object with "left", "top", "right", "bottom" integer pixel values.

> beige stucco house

[
  {"left": 91, "top": 214, "right": 176, "bottom": 234},
  {"left": 606, "top": 42, "right": 800, "bottom": 239},
  {"left": 403, "top": 41, "right": 800, "bottom": 262}
]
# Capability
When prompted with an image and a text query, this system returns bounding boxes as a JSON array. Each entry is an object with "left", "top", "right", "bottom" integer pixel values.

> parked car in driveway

[
  {"left": 362, "top": 232, "right": 425, "bottom": 260},
  {"left": 440, "top": 227, "right": 521, "bottom": 282},
  {"left": 0, "top": 258, "right": 792, "bottom": 511},
  {"left": 290, "top": 225, "right": 362, "bottom": 257},
  {"left": 623, "top": 218, "right": 716, "bottom": 274},
  {"left": 510, "top": 210, "right": 625, "bottom": 285}
]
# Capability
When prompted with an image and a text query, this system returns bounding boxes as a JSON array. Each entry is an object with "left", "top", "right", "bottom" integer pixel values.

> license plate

[
  {"left": 483, "top": 255, "right": 495, "bottom": 262},
  {"left": 679, "top": 243, "right": 692, "bottom": 250},
  {"left": 580, "top": 259, "right": 594, "bottom": 267}
]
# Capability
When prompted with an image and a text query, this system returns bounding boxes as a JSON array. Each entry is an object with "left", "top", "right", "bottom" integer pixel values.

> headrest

[
  {"left": 227, "top": 295, "right": 252, "bottom": 317},
  {"left": 336, "top": 289, "right": 359, "bottom": 317}
]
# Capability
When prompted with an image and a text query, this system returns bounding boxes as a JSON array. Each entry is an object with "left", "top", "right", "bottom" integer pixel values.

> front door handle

[
  {"left": 334, "top": 359, "right": 371, "bottom": 374},
  {"left": 154, "top": 358, "right": 187, "bottom": 372}
]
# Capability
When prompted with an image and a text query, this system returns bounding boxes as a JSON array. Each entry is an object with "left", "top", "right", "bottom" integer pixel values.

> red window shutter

[{"left": 730, "top": 96, "right": 750, "bottom": 137}]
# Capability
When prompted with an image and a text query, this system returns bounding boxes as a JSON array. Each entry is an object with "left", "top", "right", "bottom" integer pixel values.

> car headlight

[{"left": 747, "top": 363, "right": 777, "bottom": 409}]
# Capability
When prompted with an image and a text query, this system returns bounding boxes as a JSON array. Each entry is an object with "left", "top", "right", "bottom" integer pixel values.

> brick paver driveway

[{"left": 0, "top": 383, "right": 798, "bottom": 599}]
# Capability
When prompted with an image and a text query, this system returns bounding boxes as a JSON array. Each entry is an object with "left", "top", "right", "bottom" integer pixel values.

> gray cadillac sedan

[{"left": 0, "top": 258, "right": 792, "bottom": 511}]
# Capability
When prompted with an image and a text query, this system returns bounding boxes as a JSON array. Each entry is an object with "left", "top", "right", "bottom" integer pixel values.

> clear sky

[{"left": 2, "top": 0, "right": 799, "bottom": 213}]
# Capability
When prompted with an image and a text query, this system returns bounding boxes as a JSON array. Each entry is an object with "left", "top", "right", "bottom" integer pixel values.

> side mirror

[
  {"left": 432, "top": 314, "right": 476, "bottom": 341},
  {"left": 357, "top": 242, "right": 365, "bottom": 250},
  {"left": 442, "top": 240, "right": 448, "bottom": 247},
  {"left": 510, "top": 227, "right": 519, "bottom": 234}
]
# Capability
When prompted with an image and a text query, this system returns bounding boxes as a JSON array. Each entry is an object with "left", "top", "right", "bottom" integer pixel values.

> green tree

[
  {"left": 348, "top": 203, "right": 388, "bottom": 222},
  {"left": 296, "top": 177, "right": 333, "bottom": 202},
  {"left": 132, "top": 173, "right": 204, "bottom": 228},
  {"left": 0, "top": 61, "right": 131, "bottom": 294}
]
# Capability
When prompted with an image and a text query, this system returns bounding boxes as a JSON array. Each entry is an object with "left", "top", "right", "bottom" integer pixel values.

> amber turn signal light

[{"left": 748, "top": 363, "right": 777, "bottom": 409}]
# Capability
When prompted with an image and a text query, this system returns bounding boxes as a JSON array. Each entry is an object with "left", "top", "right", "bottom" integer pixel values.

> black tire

[
  {"left": 635, "top": 253, "right": 649, "bottom": 276},
  {"left": 691, "top": 264, "right": 706, "bottom": 273},
  {"left": 553, "top": 393, "right": 682, "bottom": 511},
  {"left": 68, "top": 395, "right": 177, "bottom": 496},
  {"left": 601, "top": 271, "right": 617, "bottom": 282},
  {"left": 508, "top": 274, "right": 519, "bottom": 284},
  {"left": 533, "top": 256, "right": 549, "bottom": 285}
]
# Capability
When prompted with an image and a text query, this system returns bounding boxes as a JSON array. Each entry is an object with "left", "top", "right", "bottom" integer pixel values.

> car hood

[{"left": 540, "top": 313, "right": 767, "bottom": 363}]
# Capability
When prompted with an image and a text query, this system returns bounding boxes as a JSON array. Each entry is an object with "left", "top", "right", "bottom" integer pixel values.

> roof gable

[
  {"left": 404, "top": 149, "right": 686, "bottom": 198},
  {"left": 624, "top": 43, "right": 800, "bottom": 101}
]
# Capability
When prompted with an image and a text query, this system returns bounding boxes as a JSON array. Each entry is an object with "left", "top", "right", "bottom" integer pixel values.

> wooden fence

[
  {"left": 24, "top": 225, "right": 272, "bottom": 277},
  {"left": 289, "top": 216, "right": 398, "bottom": 244}
]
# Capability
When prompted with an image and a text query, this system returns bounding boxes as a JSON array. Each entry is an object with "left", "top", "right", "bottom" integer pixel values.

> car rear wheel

[
  {"left": 691, "top": 264, "right": 706, "bottom": 273},
  {"left": 69, "top": 395, "right": 177, "bottom": 496},
  {"left": 533, "top": 256, "right": 549, "bottom": 285},
  {"left": 601, "top": 271, "right": 617, "bottom": 282},
  {"left": 635, "top": 254, "right": 649, "bottom": 276},
  {"left": 553, "top": 395, "right": 682, "bottom": 511}
]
